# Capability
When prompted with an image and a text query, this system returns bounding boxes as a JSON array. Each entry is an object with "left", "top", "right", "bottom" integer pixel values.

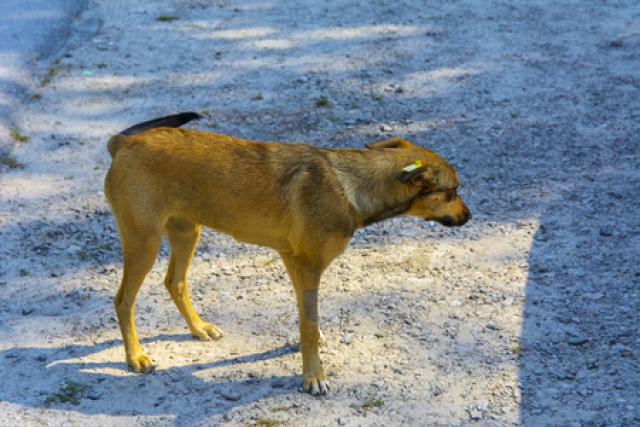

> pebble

[
  {"left": 87, "top": 390, "right": 102, "bottom": 400},
  {"left": 340, "top": 333, "right": 354, "bottom": 344},
  {"left": 270, "top": 378, "right": 286, "bottom": 388},
  {"left": 469, "top": 409, "right": 483, "bottom": 420},
  {"left": 221, "top": 391, "right": 241, "bottom": 401},
  {"left": 568, "top": 337, "right": 589, "bottom": 346}
]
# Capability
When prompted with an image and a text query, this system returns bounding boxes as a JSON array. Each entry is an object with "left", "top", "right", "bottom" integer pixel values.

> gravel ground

[{"left": 0, "top": 0, "right": 638, "bottom": 426}]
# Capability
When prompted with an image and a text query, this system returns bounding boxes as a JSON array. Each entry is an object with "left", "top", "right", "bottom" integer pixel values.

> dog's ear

[
  {"left": 397, "top": 164, "right": 438, "bottom": 189},
  {"left": 366, "top": 138, "right": 414, "bottom": 149}
]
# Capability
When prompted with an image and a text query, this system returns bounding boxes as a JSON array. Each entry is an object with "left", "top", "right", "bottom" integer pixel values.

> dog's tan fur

[{"left": 104, "top": 112, "right": 471, "bottom": 394}]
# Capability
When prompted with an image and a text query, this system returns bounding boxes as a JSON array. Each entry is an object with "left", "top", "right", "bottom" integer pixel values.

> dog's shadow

[{"left": 1, "top": 334, "right": 303, "bottom": 422}]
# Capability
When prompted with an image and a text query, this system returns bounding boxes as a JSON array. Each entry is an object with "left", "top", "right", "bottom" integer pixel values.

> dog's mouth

[{"left": 434, "top": 212, "right": 472, "bottom": 227}]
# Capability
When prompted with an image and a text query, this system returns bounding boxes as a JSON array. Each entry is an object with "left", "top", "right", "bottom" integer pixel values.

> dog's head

[{"left": 366, "top": 138, "right": 472, "bottom": 227}]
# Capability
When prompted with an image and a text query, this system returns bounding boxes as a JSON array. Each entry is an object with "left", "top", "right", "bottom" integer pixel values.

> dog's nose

[{"left": 440, "top": 215, "right": 457, "bottom": 227}]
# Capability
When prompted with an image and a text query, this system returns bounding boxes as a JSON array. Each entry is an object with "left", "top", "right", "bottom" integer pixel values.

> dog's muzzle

[{"left": 438, "top": 209, "right": 472, "bottom": 227}]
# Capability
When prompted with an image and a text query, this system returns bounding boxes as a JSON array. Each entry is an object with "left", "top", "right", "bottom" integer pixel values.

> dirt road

[{"left": 0, "top": 1, "right": 638, "bottom": 425}]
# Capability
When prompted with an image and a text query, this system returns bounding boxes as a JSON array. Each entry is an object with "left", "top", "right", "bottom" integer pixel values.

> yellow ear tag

[{"left": 402, "top": 160, "right": 423, "bottom": 172}]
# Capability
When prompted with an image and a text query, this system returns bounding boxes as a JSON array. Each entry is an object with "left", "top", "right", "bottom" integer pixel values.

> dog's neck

[
  {"left": 324, "top": 149, "right": 421, "bottom": 228},
  {"left": 360, "top": 194, "right": 418, "bottom": 227}
]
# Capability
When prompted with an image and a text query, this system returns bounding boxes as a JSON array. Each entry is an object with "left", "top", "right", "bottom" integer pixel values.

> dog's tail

[{"left": 108, "top": 112, "right": 202, "bottom": 157}]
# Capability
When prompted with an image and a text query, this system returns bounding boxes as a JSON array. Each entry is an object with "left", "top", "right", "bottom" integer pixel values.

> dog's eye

[{"left": 444, "top": 191, "right": 456, "bottom": 202}]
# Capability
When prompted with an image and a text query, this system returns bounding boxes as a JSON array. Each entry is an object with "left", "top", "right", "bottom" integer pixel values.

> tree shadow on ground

[{"left": 1, "top": 335, "right": 303, "bottom": 424}]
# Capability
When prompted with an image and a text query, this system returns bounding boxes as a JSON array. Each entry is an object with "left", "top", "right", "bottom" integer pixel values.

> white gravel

[{"left": 0, "top": 0, "right": 638, "bottom": 426}]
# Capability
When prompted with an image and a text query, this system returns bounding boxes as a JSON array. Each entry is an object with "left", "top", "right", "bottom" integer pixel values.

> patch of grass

[
  {"left": 40, "top": 60, "right": 62, "bottom": 86},
  {"left": 156, "top": 15, "right": 179, "bottom": 22},
  {"left": 316, "top": 96, "right": 329, "bottom": 106},
  {"left": 9, "top": 128, "right": 29, "bottom": 142},
  {"left": 0, "top": 154, "right": 24, "bottom": 169},
  {"left": 44, "top": 380, "right": 87, "bottom": 407},
  {"left": 252, "top": 92, "right": 264, "bottom": 101},
  {"left": 255, "top": 416, "right": 286, "bottom": 426},
  {"left": 270, "top": 405, "right": 292, "bottom": 412},
  {"left": 19, "top": 268, "right": 30, "bottom": 277},
  {"left": 97, "top": 63, "right": 108, "bottom": 69},
  {"left": 351, "top": 394, "right": 384, "bottom": 416}
]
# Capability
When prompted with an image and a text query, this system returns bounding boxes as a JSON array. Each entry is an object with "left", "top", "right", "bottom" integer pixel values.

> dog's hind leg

[
  {"left": 114, "top": 224, "right": 162, "bottom": 374},
  {"left": 164, "top": 217, "right": 224, "bottom": 340}
]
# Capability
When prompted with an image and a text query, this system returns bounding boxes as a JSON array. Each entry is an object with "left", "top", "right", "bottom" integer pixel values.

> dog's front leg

[{"left": 279, "top": 251, "right": 328, "bottom": 395}]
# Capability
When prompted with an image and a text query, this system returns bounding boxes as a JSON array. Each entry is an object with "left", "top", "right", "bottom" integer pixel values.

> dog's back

[{"left": 107, "top": 112, "right": 202, "bottom": 158}]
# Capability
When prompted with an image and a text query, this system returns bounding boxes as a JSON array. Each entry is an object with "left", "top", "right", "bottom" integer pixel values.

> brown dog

[{"left": 104, "top": 112, "right": 471, "bottom": 394}]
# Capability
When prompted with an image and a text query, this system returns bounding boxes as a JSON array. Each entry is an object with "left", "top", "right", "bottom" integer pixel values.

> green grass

[
  {"left": 0, "top": 154, "right": 24, "bottom": 169},
  {"left": 9, "top": 128, "right": 29, "bottom": 142},
  {"left": 156, "top": 15, "right": 179, "bottom": 22},
  {"left": 350, "top": 394, "right": 384, "bottom": 416},
  {"left": 316, "top": 96, "right": 329, "bottom": 106},
  {"left": 40, "top": 60, "right": 62, "bottom": 86},
  {"left": 254, "top": 416, "right": 286, "bottom": 426},
  {"left": 44, "top": 380, "right": 87, "bottom": 406}
]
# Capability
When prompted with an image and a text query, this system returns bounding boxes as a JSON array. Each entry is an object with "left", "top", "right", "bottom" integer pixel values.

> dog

[{"left": 104, "top": 112, "right": 471, "bottom": 395}]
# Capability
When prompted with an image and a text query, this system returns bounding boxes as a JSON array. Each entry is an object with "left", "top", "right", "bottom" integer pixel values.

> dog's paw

[
  {"left": 127, "top": 353, "right": 155, "bottom": 374},
  {"left": 192, "top": 322, "right": 224, "bottom": 341},
  {"left": 304, "top": 375, "right": 330, "bottom": 396}
]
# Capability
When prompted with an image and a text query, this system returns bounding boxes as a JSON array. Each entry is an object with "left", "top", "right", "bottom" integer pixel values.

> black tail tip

[
  {"left": 178, "top": 112, "right": 204, "bottom": 122},
  {"left": 118, "top": 111, "right": 204, "bottom": 136}
]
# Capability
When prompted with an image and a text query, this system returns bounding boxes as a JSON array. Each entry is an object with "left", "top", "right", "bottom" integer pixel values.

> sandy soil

[{"left": 0, "top": 0, "right": 638, "bottom": 426}]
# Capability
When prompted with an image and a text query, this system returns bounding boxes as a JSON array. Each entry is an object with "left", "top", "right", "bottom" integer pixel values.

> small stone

[
  {"left": 502, "top": 296, "right": 515, "bottom": 306},
  {"left": 338, "top": 417, "right": 349, "bottom": 425},
  {"left": 340, "top": 333, "right": 354, "bottom": 344},
  {"left": 568, "top": 337, "right": 589, "bottom": 346},
  {"left": 469, "top": 409, "right": 483, "bottom": 420},
  {"left": 582, "top": 292, "right": 604, "bottom": 300},
  {"left": 221, "top": 391, "right": 241, "bottom": 401},
  {"left": 87, "top": 390, "right": 102, "bottom": 400},
  {"left": 270, "top": 378, "right": 286, "bottom": 388}
]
